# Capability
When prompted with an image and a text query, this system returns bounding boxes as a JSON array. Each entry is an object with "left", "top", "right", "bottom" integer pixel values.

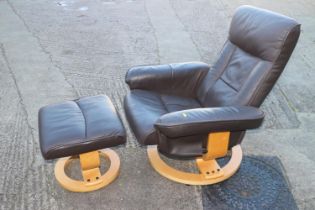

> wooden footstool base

[{"left": 55, "top": 149, "right": 120, "bottom": 192}]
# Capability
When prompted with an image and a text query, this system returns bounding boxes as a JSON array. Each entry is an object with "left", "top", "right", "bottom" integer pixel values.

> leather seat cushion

[
  {"left": 124, "top": 89, "right": 201, "bottom": 145},
  {"left": 39, "top": 95, "right": 126, "bottom": 160}
]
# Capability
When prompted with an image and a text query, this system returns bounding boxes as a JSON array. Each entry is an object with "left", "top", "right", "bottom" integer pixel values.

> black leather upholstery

[
  {"left": 39, "top": 95, "right": 126, "bottom": 160},
  {"left": 124, "top": 89, "right": 202, "bottom": 145},
  {"left": 197, "top": 6, "right": 301, "bottom": 107},
  {"left": 155, "top": 106, "right": 264, "bottom": 137},
  {"left": 155, "top": 106, "right": 263, "bottom": 157},
  {"left": 124, "top": 5, "right": 301, "bottom": 158},
  {"left": 126, "top": 62, "right": 209, "bottom": 98}
]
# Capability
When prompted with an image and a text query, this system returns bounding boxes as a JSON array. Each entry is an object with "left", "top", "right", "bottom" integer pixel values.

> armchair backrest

[{"left": 197, "top": 5, "right": 300, "bottom": 107}]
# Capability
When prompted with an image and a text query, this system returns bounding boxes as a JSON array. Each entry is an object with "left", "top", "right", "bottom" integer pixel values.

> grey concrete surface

[{"left": 0, "top": 0, "right": 314, "bottom": 209}]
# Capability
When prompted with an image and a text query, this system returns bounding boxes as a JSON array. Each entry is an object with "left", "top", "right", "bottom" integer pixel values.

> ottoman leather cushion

[{"left": 39, "top": 95, "right": 126, "bottom": 160}]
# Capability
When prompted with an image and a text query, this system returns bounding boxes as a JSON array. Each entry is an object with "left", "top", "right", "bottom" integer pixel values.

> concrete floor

[{"left": 0, "top": 0, "right": 314, "bottom": 209}]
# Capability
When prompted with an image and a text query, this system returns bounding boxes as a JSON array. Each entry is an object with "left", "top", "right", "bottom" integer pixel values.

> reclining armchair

[{"left": 124, "top": 5, "right": 300, "bottom": 185}]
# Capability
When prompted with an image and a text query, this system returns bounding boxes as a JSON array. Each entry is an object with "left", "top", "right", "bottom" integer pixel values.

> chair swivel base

[
  {"left": 54, "top": 149, "right": 120, "bottom": 192},
  {"left": 147, "top": 145, "right": 242, "bottom": 185}
]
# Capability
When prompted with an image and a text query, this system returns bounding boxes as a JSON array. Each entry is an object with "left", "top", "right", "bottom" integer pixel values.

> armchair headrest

[{"left": 229, "top": 5, "right": 300, "bottom": 62}]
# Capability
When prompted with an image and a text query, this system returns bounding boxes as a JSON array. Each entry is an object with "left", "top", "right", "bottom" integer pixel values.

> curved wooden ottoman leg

[{"left": 54, "top": 149, "right": 120, "bottom": 192}]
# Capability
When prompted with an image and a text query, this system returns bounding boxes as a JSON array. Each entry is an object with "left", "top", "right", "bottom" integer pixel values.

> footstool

[{"left": 38, "top": 95, "right": 126, "bottom": 192}]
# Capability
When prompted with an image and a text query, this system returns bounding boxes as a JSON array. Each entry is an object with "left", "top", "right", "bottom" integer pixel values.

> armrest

[
  {"left": 154, "top": 106, "right": 264, "bottom": 138},
  {"left": 125, "top": 62, "right": 209, "bottom": 97}
]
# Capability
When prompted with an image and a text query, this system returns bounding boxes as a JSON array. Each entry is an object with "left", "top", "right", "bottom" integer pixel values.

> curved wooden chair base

[
  {"left": 147, "top": 145, "right": 242, "bottom": 185},
  {"left": 54, "top": 149, "right": 120, "bottom": 192}
]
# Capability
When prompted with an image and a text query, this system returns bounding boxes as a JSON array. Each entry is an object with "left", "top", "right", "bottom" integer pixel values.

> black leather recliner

[{"left": 124, "top": 5, "right": 300, "bottom": 185}]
